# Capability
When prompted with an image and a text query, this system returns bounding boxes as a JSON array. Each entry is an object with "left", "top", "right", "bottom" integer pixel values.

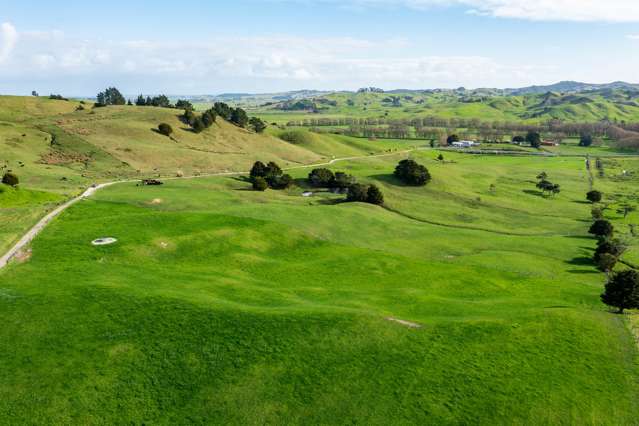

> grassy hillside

[
  {"left": 1, "top": 151, "right": 638, "bottom": 423},
  {"left": 254, "top": 88, "right": 639, "bottom": 124}
]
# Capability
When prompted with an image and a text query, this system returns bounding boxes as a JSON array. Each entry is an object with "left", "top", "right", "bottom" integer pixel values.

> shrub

[
  {"left": 347, "top": 184, "right": 369, "bottom": 202},
  {"left": 512, "top": 135, "right": 525, "bottom": 143},
  {"left": 309, "top": 168, "right": 335, "bottom": 187},
  {"left": 579, "top": 134, "right": 593, "bottom": 147},
  {"left": 332, "top": 172, "right": 356, "bottom": 189},
  {"left": 192, "top": 118, "right": 205, "bottom": 133},
  {"left": 252, "top": 177, "right": 268, "bottom": 191},
  {"left": 2, "top": 172, "right": 19, "bottom": 187},
  {"left": 158, "top": 123, "right": 173, "bottom": 137},
  {"left": 596, "top": 253, "right": 617, "bottom": 272},
  {"left": 586, "top": 190, "right": 602, "bottom": 203},
  {"left": 591, "top": 207, "right": 603, "bottom": 220},
  {"left": 594, "top": 238, "right": 627, "bottom": 262},
  {"left": 250, "top": 161, "right": 267, "bottom": 179},
  {"left": 268, "top": 174, "right": 293, "bottom": 190},
  {"left": 601, "top": 269, "right": 639, "bottom": 313},
  {"left": 446, "top": 134, "right": 459, "bottom": 145},
  {"left": 589, "top": 220, "right": 614, "bottom": 239},
  {"left": 366, "top": 185, "right": 384, "bottom": 205},
  {"left": 249, "top": 117, "right": 267, "bottom": 133},
  {"left": 394, "top": 159, "right": 431, "bottom": 186}
]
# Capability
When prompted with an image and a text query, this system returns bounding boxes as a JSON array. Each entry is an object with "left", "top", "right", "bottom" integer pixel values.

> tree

[
  {"left": 366, "top": 185, "right": 384, "bottom": 205},
  {"left": 591, "top": 206, "right": 603, "bottom": 220},
  {"left": 191, "top": 118, "right": 206, "bottom": 133},
  {"left": 264, "top": 161, "right": 282, "bottom": 179},
  {"left": 249, "top": 117, "right": 267, "bottom": 133},
  {"left": 601, "top": 269, "right": 639, "bottom": 313},
  {"left": 252, "top": 176, "right": 268, "bottom": 191},
  {"left": 589, "top": 219, "right": 614, "bottom": 239},
  {"left": 594, "top": 238, "right": 627, "bottom": 262},
  {"left": 158, "top": 123, "right": 173, "bottom": 137},
  {"left": 512, "top": 135, "right": 525, "bottom": 143},
  {"left": 596, "top": 253, "right": 617, "bottom": 273},
  {"left": 394, "top": 159, "right": 431, "bottom": 186},
  {"left": 250, "top": 161, "right": 267, "bottom": 179},
  {"left": 96, "top": 87, "right": 126, "bottom": 106},
  {"left": 332, "top": 172, "right": 356, "bottom": 189},
  {"left": 536, "top": 171, "right": 548, "bottom": 181},
  {"left": 202, "top": 110, "right": 217, "bottom": 128},
  {"left": 135, "top": 95, "right": 146, "bottom": 106},
  {"left": 31, "top": 90, "right": 38, "bottom": 97},
  {"left": 526, "top": 131, "right": 541, "bottom": 148},
  {"left": 579, "top": 134, "right": 593, "bottom": 147},
  {"left": 2, "top": 172, "right": 19, "bottom": 187},
  {"left": 437, "top": 153, "right": 444, "bottom": 161},
  {"left": 230, "top": 108, "right": 249, "bottom": 127},
  {"left": 183, "top": 109, "right": 196, "bottom": 126},
  {"left": 347, "top": 183, "right": 369, "bottom": 202},
  {"left": 308, "top": 168, "right": 335, "bottom": 187},
  {"left": 586, "top": 190, "right": 602, "bottom": 203},
  {"left": 175, "top": 99, "right": 194, "bottom": 110},
  {"left": 269, "top": 174, "right": 293, "bottom": 190},
  {"left": 446, "top": 134, "right": 460, "bottom": 145}
]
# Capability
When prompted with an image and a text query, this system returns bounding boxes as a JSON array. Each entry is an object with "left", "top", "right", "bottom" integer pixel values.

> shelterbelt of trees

[
  {"left": 94, "top": 87, "right": 267, "bottom": 133},
  {"left": 285, "top": 116, "right": 639, "bottom": 148}
]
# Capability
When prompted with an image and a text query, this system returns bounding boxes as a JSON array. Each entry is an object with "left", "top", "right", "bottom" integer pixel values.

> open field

[{"left": 1, "top": 146, "right": 639, "bottom": 423}]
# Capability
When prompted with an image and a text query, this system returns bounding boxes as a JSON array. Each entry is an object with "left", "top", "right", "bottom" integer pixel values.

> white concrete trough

[
  {"left": 91, "top": 237, "right": 118, "bottom": 246},
  {"left": 302, "top": 191, "right": 313, "bottom": 197}
]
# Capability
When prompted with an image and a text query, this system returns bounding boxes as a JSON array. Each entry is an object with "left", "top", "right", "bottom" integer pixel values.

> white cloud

[
  {"left": 290, "top": 0, "right": 639, "bottom": 22},
  {"left": 0, "top": 24, "right": 548, "bottom": 92},
  {"left": 0, "top": 22, "right": 18, "bottom": 62},
  {"left": 627, "top": 34, "right": 639, "bottom": 40}
]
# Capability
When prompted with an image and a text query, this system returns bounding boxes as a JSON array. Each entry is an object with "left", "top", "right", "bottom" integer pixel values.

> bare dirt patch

[
  {"left": 386, "top": 317, "right": 422, "bottom": 328},
  {"left": 149, "top": 198, "right": 163, "bottom": 205},
  {"left": 14, "top": 248, "right": 32, "bottom": 264}
]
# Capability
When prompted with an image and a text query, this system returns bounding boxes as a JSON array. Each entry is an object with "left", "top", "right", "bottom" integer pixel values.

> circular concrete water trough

[{"left": 91, "top": 237, "right": 118, "bottom": 246}]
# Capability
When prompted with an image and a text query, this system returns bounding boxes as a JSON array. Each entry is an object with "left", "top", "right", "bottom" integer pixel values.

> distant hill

[{"left": 508, "top": 81, "right": 639, "bottom": 95}]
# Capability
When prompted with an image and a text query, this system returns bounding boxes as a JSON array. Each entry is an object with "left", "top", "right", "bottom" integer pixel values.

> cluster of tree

[
  {"left": 211, "top": 102, "right": 250, "bottom": 127},
  {"left": 1, "top": 172, "right": 19, "bottom": 187},
  {"left": 394, "top": 159, "right": 431, "bottom": 186},
  {"left": 346, "top": 183, "right": 384, "bottom": 205},
  {"left": 49, "top": 94, "right": 68, "bottom": 101},
  {"left": 96, "top": 87, "right": 126, "bottom": 106},
  {"left": 357, "top": 87, "right": 385, "bottom": 93},
  {"left": 135, "top": 95, "right": 173, "bottom": 108},
  {"left": 250, "top": 161, "right": 293, "bottom": 190},
  {"left": 182, "top": 108, "right": 217, "bottom": 133},
  {"left": 308, "top": 168, "right": 356, "bottom": 190},
  {"left": 535, "top": 172, "right": 560, "bottom": 197}
]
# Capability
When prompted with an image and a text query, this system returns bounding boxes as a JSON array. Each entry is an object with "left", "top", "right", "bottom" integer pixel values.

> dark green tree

[
  {"left": 249, "top": 117, "right": 267, "bottom": 133},
  {"left": 252, "top": 176, "right": 268, "bottom": 191},
  {"left": 250, "top": 161, "right": 267, "bottom": 179},
  {"left": 366, "top": 185, "right": 384, "bottom": 205},
  {"left": 446, "top": 134, "right": 460, "bottom": 145},
  {"left": 394, "top": 159, "right": 431, "bottom": 186},
  {"left": 175, "top": 99, "right": 194, "bottom": 110},
  {"left": 2, "top": 172, "right": 19, "bottom": 187},
  {"left": 526, "top": 131, "right": 541, "bottom": 148},
  {"left": 202, "top": 110, "right": 217, "bottom": 128},
  {"left": 158, "top": 123, "right": 173, "bottom": 137},
  {"left": 601, "top": 269, "right": 639, "bottom": 313},
  {"left": 309, "top": 168, "right": 335, "bottom": 187},
  {"left": 135, "top": 95, "right": 146, "bottom": 106},
  {"left": 512, "top": 135, "right": 525, "bottom": 143},
  {"left": 347, "top": 183, "right": 369, "bottom": 202},
  {"left": 96, "top": 87, "right": 126, "bottom": 106},
  {"left": 191, "top": 118, "right": 206, "bottom": 133},
  {"left": 586, "top": 190, "right": 602, "bottom": 203},
  {"left": 589, "top": 219, "right": 614, "bottom": 239},
  {"left": 332, "top": 172, "right": 356, "bottom": 189},
  {"left": 269, "top": 174, "right": 293, "bottom": 190},
  {"left": 579, "top": 134, "right": 593, "bottom": 147},
  {"left": 230, "top": 108, "right": 249, "bottom": 127},
  {"left": 596, "top": 253, "right": 617, "bottom": 273}
]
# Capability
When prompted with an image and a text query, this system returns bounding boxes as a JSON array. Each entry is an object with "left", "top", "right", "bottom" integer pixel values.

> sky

[{"left": 0, "top": 0, "right": 638, "bottom": 95}]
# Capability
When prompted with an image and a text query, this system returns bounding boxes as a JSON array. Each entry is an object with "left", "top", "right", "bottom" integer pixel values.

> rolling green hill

[{"left": 253, "top": 88, "right": 639, "bottom": 124}]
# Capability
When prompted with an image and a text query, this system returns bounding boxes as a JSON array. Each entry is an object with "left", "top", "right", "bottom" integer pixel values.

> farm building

[{"left": 452, "top": 140, "right": 478, "bottom": 148}]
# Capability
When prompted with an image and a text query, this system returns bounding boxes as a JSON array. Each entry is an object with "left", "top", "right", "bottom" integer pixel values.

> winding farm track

[{"left": 0, "top": 147, "right": 427, "bottom": 270}]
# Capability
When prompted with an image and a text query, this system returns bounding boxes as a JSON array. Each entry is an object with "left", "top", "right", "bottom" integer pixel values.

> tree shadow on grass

[
  {"left": 573, "top": 200, "right": 592, "bottom": 205},
  {"left": 567, "top": 269, "right": 599, "bottom": 275},
  {"left": 565, "top": 256, "right": 594, "bottom": 266},
  {"left": 370, "top": 174, "right": 411, "bottom": 187},
  {"left": 522, "top": 189, "right": 544, "bottom": 197}
]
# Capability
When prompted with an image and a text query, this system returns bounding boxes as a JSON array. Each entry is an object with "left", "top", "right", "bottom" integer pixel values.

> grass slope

[{"left": 1, "top": 152, "right": 638, "bottom": 424}]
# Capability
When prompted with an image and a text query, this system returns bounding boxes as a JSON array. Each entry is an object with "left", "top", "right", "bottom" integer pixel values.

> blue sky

[{"left": 1, "top": 0, "right": 638, "bottom": 95}]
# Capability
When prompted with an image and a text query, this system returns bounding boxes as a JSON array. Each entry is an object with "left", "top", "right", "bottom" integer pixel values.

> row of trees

[
  {"left": 585, "top": 191, "right": 639, "bottom": 313},
  {"left": 307, "top": 168, "right": 383, "bottom": 205}
]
